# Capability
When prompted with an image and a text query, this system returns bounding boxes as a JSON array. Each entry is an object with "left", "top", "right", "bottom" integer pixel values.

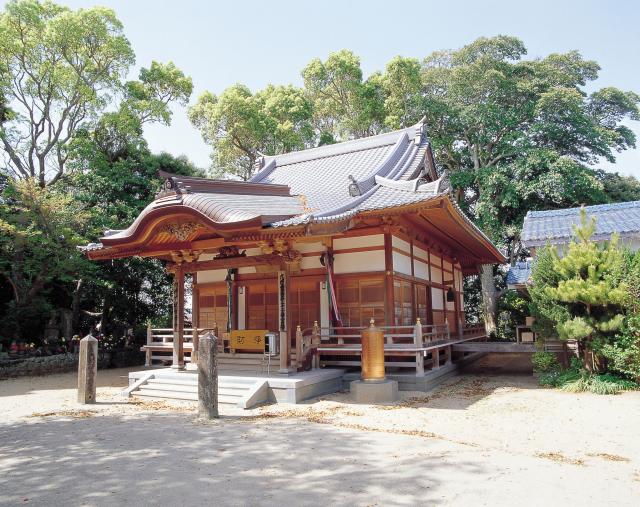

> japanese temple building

[{"left": 83, "top": 119, "right": 504, "bottom": 401}]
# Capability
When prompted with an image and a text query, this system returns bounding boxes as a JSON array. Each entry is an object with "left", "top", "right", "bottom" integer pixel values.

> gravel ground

[{"left": 1, "top": 359, "right": 639, "bottom": 506}]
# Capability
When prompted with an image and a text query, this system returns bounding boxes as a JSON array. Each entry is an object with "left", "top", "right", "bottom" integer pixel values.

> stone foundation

[{"left": 0, "top": 349, "right": 144, "bottom": 380}]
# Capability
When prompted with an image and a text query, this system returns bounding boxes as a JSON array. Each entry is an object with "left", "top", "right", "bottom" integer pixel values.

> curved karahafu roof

[{"left": 83, "top": 119, "right": 504, "bottom": 270}]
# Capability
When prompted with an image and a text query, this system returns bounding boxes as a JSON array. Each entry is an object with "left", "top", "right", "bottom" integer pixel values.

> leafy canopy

[
  {"left": 0, "top": 0, "right": 193, "bottom": 187},
  {"left": 189, "top": 83, "right": 314, "bottom": 180}
]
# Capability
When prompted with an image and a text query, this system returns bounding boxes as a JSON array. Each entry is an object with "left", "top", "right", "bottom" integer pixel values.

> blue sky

[{"left": 7, "top": 0, "right": 640, "bottom": 175}]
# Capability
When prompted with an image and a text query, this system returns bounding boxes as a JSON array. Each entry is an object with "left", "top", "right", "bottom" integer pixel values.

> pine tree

[{"left": 531, "top": 209, "right": 628, "bottom": 371}]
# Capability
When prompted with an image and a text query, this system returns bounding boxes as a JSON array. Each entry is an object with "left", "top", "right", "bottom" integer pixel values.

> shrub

[
  {"left": 532, "top": 351, "right": 560, "bottom": 373},
  {"left": 538, "top": 357, "right": 638, "bottom": 394},
  {"left": 601, "top": 314, "right": 640, "bottom": 382}
]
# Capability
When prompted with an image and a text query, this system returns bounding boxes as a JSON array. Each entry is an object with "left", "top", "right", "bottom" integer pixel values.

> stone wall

[{"left": 0, "top": 349, "right": 145, "bottom": 380}]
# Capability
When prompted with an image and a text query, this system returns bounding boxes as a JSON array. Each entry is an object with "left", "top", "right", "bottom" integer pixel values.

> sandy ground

[{"left": 1, "top": 356, "right": 639, "bottom": 506}]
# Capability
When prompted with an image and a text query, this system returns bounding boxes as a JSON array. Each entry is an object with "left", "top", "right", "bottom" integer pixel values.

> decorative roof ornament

[
  {"left": 437, "top": 170, "right": 451, "bottom": 194},
  {"left": 348, "top": 175, "right": 361, "bottom": 197},
  {"left": 158, "top": 221, "right": 203, "bottom": 242}
]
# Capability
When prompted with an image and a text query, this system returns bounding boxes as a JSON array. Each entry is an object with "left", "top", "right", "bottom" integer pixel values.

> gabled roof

[
  {"left": 521, "top": 201, "right": 640, "bottom": 247},
  {"left": 83, "top": 119, "right": 504, "bottom": 268},
  {"left": 250, "top": 121, "right": 436, "bottom": 224}
]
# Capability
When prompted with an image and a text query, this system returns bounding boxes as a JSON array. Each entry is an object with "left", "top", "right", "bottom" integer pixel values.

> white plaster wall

[
  {"left": 393, "top": 251, "right": 412, "bottom": 276},
  {"left": 431, "top": 288, "right": 444, "bottom": 310},
  {"left": 414, "top": 259, "right": 429, "bottom": 280},
  {"left": 301, "top": 256, "right": 322, "bottom": 270},
  {"left": 431, "top": 266, "right": 443, "bottom": 284},
  {"left": 443, "top": 259, "right": 453, "bottom": 272},
  {"left": 392, "top": 236, "right": 410, "bottom": 253},
  {"left": 334, "top": 250, "right": 385, "bottom": 274},
  {"left": 413, "top": 246, "right": 428, "bottom": 261},
  {"left": 431, "top": 253, "right": 441, "bottom": 266},
  {"left": 197, "top": 269, "right": 227, "bottom": 283},
  {"left": 294, "top": 241, "right": 324, "bottom": 254},
  {"left": 333, "top": 234, "right": 384, "bottom": 250},
  {"left": 237, "top": 267, "right": 256, "bottom": 274}
]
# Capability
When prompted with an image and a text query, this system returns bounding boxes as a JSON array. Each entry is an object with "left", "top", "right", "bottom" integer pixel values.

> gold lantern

[{"left": 361, "top": 318, "right": 385, "bottom": 381}]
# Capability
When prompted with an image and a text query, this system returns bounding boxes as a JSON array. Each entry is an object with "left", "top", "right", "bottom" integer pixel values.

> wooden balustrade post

[
  {"left": 192, "top": 328, "right": 199, "bottom": 365},
  {"left": 145, "top": 323, "right": 153, "bottom": 367},
  {"left": 312, "top": 320, "right": 321, "bottom": 369},
  {"left": 295, "top": 325, "right": 303, "bottom": 370},
  {"left": 77, "top": 334, "right": 98, "bottom": 404},
  {"left": 432, "top": 346, "right": 441, "bottom": 370},
  {"left": 414, "top": 318, "right": 424, "bottom": 377}
]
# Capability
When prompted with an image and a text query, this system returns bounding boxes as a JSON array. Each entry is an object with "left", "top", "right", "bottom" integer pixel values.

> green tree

[
  {"left": 420, "top": 36, "right": 639, "bottom": 333},
  {"left": 0, "top": 0, "right": 134, "bottom": 186},
  {"left": 381, "top": 56, "right": 424, "bottom": 130},
  {"left": 189, "top": 83, "right": 314, "bottom": 180},
  {"left": 0, "top": 1, "right": 193, "bottom": 187},
  {"left": 123, "top": 61, "right": 193, "bottom": 126},
  {"left": 530, "top": 210, "right": 628, "bottom": 370},
  {"left": 0, "top": 178, "right": 90, "bottom": 339},
  {"left": 597, "top": 170, "right": 640, "bottom": 202},
  {"left": 66, "top": 113, "right": 203, "bottom": 336},
  {"left": 302, "top": 49, "right": 385, "bottom": 141}
]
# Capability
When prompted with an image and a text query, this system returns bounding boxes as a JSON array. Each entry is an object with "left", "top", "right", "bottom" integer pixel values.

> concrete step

[
  {"left": 147, "top": 378, "right": 197, "bottom": 387},
  {"left": 131, "top": 374, "right": 259, "bottom": 404},
  {"left": 134, "top": 389, "right": 240, "bottom": 404},
  {"left": 139, "top": 383, "right": 197, "bottom": 393}
]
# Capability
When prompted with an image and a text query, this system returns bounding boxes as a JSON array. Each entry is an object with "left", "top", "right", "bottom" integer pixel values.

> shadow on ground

[{"left": 0, "top": 411, "right": 483, "bottom": 506}]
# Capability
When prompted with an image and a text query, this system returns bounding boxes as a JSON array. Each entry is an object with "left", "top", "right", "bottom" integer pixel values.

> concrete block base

[{"left": 350, "top": 379, "right": 399, "bottom": 403}]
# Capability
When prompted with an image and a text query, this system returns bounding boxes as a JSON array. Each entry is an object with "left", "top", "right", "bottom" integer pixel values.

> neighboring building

[
  {"left": 508, "top": 201, "right": 640, "bottom": 290},
  {"left": 82, "top": 120, "right": 503, "bottom": 388}
]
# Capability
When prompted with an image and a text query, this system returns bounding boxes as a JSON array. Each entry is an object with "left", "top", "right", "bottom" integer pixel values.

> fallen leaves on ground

[
  {"left": 587, "top": 452, "right": 630, "bottom": 462},
  {"left": 535, "top": 451, "right": 585, "bottom": 466},
  {"left": 28, "top": 410, "right": 96, "bottom": 419}
]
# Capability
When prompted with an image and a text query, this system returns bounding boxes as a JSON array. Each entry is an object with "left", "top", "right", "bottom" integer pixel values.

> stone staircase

[
  {"left": 217, "top": 352, "right": 280, "bottom": 374},
  {"left": 124, "top": 371, "right": 269, "bottom": 409}
]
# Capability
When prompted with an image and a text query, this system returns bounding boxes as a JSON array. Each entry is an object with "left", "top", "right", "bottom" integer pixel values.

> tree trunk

[
  {"left": 480, "top": 264, "right": 499, "bottom": 338},
  {"left": 71, "top": 279, "right": 83, "bottom": 335}
]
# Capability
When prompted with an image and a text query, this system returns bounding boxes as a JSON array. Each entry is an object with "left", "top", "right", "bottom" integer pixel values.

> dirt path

[{"left": 1, "top": 368, "right": 639, "bottom": 506}]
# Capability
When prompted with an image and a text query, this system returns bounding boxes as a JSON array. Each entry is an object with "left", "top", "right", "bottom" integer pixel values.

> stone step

[
  {"left": 133, "top": 389, "right": 240, "bottom": 404},
  {"left": 139, "top": 383, "right": 196, "bottom": 393},
  {"left": 147, "top": 378, "right": 197, "bottom": 387},
  {"left": 138, "top": 384, "right": 248, "bottom": 398}
]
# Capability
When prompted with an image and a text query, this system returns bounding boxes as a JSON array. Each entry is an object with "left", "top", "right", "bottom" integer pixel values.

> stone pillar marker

[
  {"left": 77, "top": 334, "right": 98, "bottom": 404},
  {"left": 198, "top": 332, "right": 219, "bottom": 419}
]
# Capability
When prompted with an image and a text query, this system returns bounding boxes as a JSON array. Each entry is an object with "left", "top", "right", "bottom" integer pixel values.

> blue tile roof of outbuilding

[
  {"left": 521, "top": 201, "right": 640, "bottom": 247},
  {"left": 506, "top": 260, "right": 533, "bottom": 286}
]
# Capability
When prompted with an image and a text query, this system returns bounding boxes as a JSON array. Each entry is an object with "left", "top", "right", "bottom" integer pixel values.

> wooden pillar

[
  {"left": 192, "top": 274, "right": 200, "bottom": 363},
  {"left": 278, "top": 266, "right": 292, "bottom": 373},
  {"left": 77, "top": 334, "right": 98, "bottom": 404},
  {"left": 172, "top": 264, "right": 185, "bottom": 370},
  {"left": 414, "top": 318, "right": 424, "bottom": 377},
  {"left": 384, "top": 232, "right": 395, "bottom": 327}
]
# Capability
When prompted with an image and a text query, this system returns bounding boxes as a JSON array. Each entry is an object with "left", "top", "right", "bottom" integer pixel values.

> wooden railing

[
  {"left": 143, "top": 324, "right": 217, "bottom": 366},
  {"left": 296, "top": 320, "right": 487, "bottom": 376}
]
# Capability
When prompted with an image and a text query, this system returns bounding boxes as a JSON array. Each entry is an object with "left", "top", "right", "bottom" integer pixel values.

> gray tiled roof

[
  {"left": 251, "top": 121, "right": 442, "bottom": 226},
  {"left": 521, "top": 201, "right": 640, "bottom": 247},
  {"left": 506, "top": 260, "right": 533, "bottom": 287}
]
